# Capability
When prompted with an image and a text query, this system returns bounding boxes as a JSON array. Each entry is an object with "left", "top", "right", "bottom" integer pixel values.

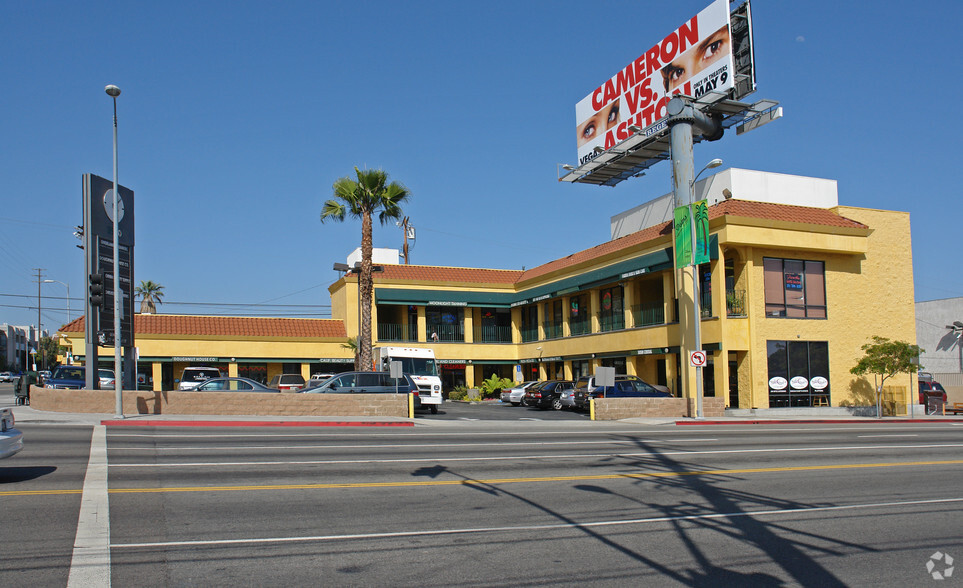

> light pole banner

[
  {"left": 673, "top": 205, "right": 691, "bottom": 269},
  {"left": 693, "top": 200, "right": 710, "bottom": 265}
]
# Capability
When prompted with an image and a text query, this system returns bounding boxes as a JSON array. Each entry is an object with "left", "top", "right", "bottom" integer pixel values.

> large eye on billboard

[{"left": 575, "top": 0, "right": 735, "bottom": 165}]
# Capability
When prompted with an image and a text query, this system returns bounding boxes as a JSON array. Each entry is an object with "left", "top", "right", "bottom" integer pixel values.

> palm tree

[
  {"left": 341, "top": 337, "right": 359, "bottom": 370},
  {"left": 321, "top": 167, "right": 409, "bottom": 371},
  {"left": 135, "top": 280, "right": 165, "bottom": 314}
]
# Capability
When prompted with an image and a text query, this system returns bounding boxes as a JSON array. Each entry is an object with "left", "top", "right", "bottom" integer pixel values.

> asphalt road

[{"left": 2, "top": 420, "right": 962, "bottom": 586}]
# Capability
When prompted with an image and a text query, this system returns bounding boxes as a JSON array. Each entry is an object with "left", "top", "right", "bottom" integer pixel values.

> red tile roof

[
  {"left": 378, "top": 264, "right": 522, "bottom": 285},
  {"left": 710, "top": 199, "right": 868, "bottom": 229},
  {"left": 60, "top": 315, "right": 346, "bottom": 338}
]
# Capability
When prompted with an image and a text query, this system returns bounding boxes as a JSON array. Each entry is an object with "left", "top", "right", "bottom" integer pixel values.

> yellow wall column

[
  {"left": 537, "top": 303, "right": 545, "bottom": 340},
  {"left": 466, "top": 365, "right": 476, "bottom": 388},
  {"left": 151, "top": 362, "right": 163, "bottom": 392},
  {"left": 563, "top": 360, "right": 573, "bottom": 379},
  {"left": 589, "top": 290, "right": 600, "bottom": 333},
  {"left": 662, "top": 272, "right": 675, "bottom": 323},
  {"left": 266, "top": 363, "right": 283, "bottom": 384},
  {"left": 228, "top": 362, "right": 239, "bottom": 377},
  {"left": 562, "top": 296, "right": 571, "bottom": 337},
  {"left": 464, "top": 308, "right": 474, "bottom": 343},
  {"left": 666, "top": 353, "right": 679, "bottom": 397},
  {"left": 510, "top": 307, "right": 522, "bottom": 344},
  {"left": 417, "top": 306, "right": 427, "bottom": 342},
  {"left": 301, "top": 363, "right": 311, "bottom": 381},
  {"left": 625, "top": 356, "right": 638, "bottom": 377},
  {"left": 623, "top": 280, "right": 636, "bottom": 328}
]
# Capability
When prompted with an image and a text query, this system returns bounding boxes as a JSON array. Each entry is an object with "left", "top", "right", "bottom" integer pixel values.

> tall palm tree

[
  {"left": 135, "top": 280, "right": 165, "bottom": 314},
  {"left": 321, "top": 167, "right": 409, "bottom": 371}
]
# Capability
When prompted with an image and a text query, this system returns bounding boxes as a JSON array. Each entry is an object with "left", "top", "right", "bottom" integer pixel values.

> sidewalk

[{"left": 6, "top": 403, "right": 963, "bottom": 428}]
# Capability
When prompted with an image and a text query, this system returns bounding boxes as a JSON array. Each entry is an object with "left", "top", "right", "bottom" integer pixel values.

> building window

[
  {"left": 520, "top": 305, "right": 539, "bottom": 342},
  {"left": 543, "top": 300, "right": 563, "bottom": 339},
  {"left": 598, "top": 286, "right": 624, "bottom": 332},
  {"left": 764, "top": 258, "right": 826, "bottom": 318},
  {"left": 426, "top": 306, "right": 464, "bottom": 342},
  {"left": 569, "top": 295, "right": 590, "bottom": 335},
  {"left": 767, "top": 340, "right": 830, "bottom": 407},
  {"left": 478, "top": 308, "right": 511, "bottom": 343}
]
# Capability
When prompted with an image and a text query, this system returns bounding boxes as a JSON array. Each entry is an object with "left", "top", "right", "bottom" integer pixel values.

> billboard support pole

[{"left": 667, "top": 96, "right": 721, "bottom": 419}]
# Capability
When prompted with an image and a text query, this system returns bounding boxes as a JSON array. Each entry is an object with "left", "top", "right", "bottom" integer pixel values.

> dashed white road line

[{"left": 67, "top": 425, "right": 110, "bottom": 588}]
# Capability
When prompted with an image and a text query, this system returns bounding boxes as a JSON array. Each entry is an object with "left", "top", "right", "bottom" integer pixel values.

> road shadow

[
  {"left": 412, "top": 433, "right": 864, "bottom": 586},
  {"left": 0, "top": 465, "right": 57, "bottom": 483}
]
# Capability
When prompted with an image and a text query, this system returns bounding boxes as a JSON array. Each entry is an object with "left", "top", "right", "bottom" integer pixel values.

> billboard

[{"left": 575, "top": 0, "right": 735, "bottom": 166}]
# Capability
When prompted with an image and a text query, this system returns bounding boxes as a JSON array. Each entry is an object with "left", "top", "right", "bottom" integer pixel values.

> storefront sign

[
  {"left": 790, "top": 376, "right": 809, "bottom": 389},
  {"left": 768, "top": 376, "right": 788, "bottom": 390},
  {"left": 173, "top": 357, "right": 220, "bottom": 362},
  {"left": 785, "top": 273, "right": 803, "bottom": 290},
  {"left": 427, "top": 301, "right": 468, "bottom": 307},
  {"left": 810, "top": 376, "right": 828, "bottom": 390}
]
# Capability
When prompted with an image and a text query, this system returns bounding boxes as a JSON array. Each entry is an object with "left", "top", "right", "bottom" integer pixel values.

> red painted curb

[
  {"left": 675, "top": 419, "right": 963, "bottom": 425},
  {"left": 99, "top": 420, "right": 414, "bottom": 427}
]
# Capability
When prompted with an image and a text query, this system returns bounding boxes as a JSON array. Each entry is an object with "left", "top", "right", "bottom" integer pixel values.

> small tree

[
  {"left": 850, "top": 336, "right": 923, "bottom": 418},
  {"left": 478, "top": 374, "right": 514, "bottom": 399}
]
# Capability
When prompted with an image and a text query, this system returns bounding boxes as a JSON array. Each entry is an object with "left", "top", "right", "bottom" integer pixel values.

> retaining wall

[
  {"left": 593, "top": 397, "right": 725, "bottom": 420},
  {"left": 30, "top": 388, "right": 409, "bottom": 418}
]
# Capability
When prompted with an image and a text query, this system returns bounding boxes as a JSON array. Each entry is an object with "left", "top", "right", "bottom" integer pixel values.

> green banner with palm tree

[
  {"left": 673, "top": 204, "right": 691, "bottom": 269},
  {"left": 693, "top": 200, "right": 710, "bottom": 265},
  {"left": 674, "top": 200, "right": 710, "bottom": 268}
]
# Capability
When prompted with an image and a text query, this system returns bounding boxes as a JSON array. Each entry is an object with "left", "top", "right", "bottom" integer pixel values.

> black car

[
  {"left": 573, "top": 374, "right": 671, "bottom": 409},
  {"left": 524, "top": 380, "right": 575, "bottom": 410}
]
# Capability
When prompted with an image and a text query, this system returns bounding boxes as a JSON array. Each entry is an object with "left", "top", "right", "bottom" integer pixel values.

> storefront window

[
  {"left": 570, "top": 295, "right": 590, "bottom": 335},
  {"left": 478, "top": 308, "right": 511, "bottom": 343},
  {"left": 520, "top": 305, "right": 539, "bottom": 342},
  {"left": 767, "top": 340, "right": 830, "bottom": 407}
]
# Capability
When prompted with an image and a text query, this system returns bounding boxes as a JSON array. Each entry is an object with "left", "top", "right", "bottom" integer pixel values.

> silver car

[
  {"left": 501, "top": 381, "right": 538, "bottom": 406},
  {"left": 0, "top": 408, "right": 23, "bottom": 460}
]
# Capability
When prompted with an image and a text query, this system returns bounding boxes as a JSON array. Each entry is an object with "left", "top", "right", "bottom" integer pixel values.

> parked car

[
  {"left": 525, "top": 380, "right": 575, "bottom": 410},
  {"left": 0, "top": 372, "right": 13, "bottom": 383},
  {"left": 193, "top": 377, "right": 280, "bottom": 393},
  {"left": 500, "top": 381, "right": 538, "bottom": 406},
  {"left": 919, "top": 380, "right": 947, "bottom": 406},
  {"left": 268, "top": 373, "right": 306, "bottom": 392},
  {"left": 178, "top": 367, "right": 222, "bottom": 391},
  {"left": 98, "top": 369, "right": 116, "bottom": 389},
  {"left": 306, "top": 373, "right": 336, "bottom": 388},
  {"left": 45, "top": 365, "right": 87, "bottom": 389},
  {"left": 39, "top": 370, "right": 52, "bottom": 381},
  {"left": 573, "top": 374, "right": 671, "bottom": 409},
  {"left": 0, "top": 408, "right": 23, "bottom": 460},
  {"left": 301, "top": 371, "right": 420, "bottom": 402}
]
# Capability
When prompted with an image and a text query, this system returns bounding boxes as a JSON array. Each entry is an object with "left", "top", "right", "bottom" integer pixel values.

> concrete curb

[
  {"left": 674, "top": 418, "right": 963, "bottom": 425},
  {"left": 98, "top": 419, "right": 413, "bottom": 427}
]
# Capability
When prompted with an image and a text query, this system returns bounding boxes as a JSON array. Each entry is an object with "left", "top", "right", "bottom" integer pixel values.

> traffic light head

[{"left": 89, "top": 273, "right": 104, "bottom": 307}]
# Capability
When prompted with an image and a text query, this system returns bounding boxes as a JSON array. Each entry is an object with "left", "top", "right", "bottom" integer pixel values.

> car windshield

[
  {"left": 99, "top": 370, "right": 114, "bottom": 378},
  {"left": 53, "top": 367, "right": 84, "bottom": 380},
  {"left": 393, "top": 357, "right": 437, "bottom": 377}
]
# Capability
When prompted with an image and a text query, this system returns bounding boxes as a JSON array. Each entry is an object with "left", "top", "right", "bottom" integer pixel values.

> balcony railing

[
  {"left": 542, "top": 322, "right": 562, "bottom": 339},
  {"left": 477, "top": 325, "right": 512, "bottom": 343},
  {"left": 598, "top": 312, "right": 625, "bottom": 333},
  {"left": 726, "top": 289, "right": 747, "bottom": 317},
  {"left": 701, "top": 291, "right": 713, "bottom": 318},
  {"left": 520, "top": 326, "right": 539, "bottom": 343},
  {"left": 377, "top": 323, "right": 416, "bottom": 342},
  {"left": 427, "top": 323, "right": 464, "bottom": 343},
  {"left": 631, "top": 302, "right": 665, "bottom": 327},
  {"left": 569, "top": 319, "right": 591, "bottom": 336}
]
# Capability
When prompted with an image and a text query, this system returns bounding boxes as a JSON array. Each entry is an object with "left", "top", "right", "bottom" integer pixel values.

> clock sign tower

[{"left": 83, "top": 173, "right": 135, "bottom": 378}]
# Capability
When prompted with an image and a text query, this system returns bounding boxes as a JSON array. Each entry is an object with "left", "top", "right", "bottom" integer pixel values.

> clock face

[{"left": 103, "top": 189, "right": 125, "bottom": 223}]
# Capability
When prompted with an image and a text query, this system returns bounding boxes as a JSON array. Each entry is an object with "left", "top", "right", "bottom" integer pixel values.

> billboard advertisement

[{"left": 575, "top": 0, "right": 735, "bottom": 166}]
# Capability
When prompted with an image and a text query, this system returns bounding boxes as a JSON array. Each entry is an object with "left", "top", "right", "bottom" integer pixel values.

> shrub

[{"left": 478, "top": 374, "right": 514, "bottom": 399}]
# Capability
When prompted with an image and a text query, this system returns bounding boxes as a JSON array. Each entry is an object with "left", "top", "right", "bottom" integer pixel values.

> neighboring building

[
  {"left": 1, "top": 324, "right": 38, "bottom": 371},
  {"left": 915, "top": 297, "right": 963, "bottom": 402},
  {"left": 58, "top": 170, "right": 918, "bottom": 410}
]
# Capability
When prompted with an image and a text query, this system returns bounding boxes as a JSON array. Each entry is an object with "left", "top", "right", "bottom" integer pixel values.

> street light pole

[
  {"left": 106, "top": 84, "right": 123, "bottom": 418},
  {"left": 43, "top": 279, "right": 70, "bottom": 323}
]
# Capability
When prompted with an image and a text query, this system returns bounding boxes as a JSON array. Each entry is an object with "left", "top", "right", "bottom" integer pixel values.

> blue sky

[{"left": 2, "top": 0, "right": 960, "bottom": 331}]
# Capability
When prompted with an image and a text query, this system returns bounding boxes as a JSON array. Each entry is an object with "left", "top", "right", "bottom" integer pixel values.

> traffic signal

[{"left": 88, "top": 273, "right": 104, "bottom": 307}]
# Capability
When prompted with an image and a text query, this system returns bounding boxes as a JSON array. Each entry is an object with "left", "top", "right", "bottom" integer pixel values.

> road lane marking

[
  {"left": 67, "top": 425, "right": 110, "bottom": 588},
  {"left": 106, "top": 438, "right": 719, "bottom": 451},
  {"left": 103, "top": 443, "right": 963, "bottom": 467},
  {"left": 97, "top": 459, "right": 963, "bottom": 494},
  {"left": 858, "top": 434, "right": 919, "bottom": 438},
  {"left": 110, "top": 496, "right": 963, "bottom": 549}
]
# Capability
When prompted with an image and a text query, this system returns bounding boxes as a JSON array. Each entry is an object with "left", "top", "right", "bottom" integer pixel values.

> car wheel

[
  {"left": 511, "top": 401, "right": 520, "bottom": 407},
  {"left": 430, "top": 405, "right": 438, "bottom": 414},
  {"left": 552, "top": 397, "right": 563, "bottom": 410}
]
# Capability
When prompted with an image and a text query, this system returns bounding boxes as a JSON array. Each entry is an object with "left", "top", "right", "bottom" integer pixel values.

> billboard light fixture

[{"left": 628, "top": 125, "right": 642, "bottom": 133}]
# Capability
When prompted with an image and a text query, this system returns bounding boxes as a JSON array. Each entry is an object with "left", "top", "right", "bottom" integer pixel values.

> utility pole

[{"left": 34, "top": 268, "right": 45, "bottom": 370}]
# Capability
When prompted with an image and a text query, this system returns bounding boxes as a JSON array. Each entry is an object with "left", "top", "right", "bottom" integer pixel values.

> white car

[
  {"left": 0, "top": 408, "right": 24, "bottom": 460},
  {"left": 500, "top": 381, "right": 538, "bottom": 406},
  {"left": 0, "top": 372, "right": 13, "bottom": 383}
]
